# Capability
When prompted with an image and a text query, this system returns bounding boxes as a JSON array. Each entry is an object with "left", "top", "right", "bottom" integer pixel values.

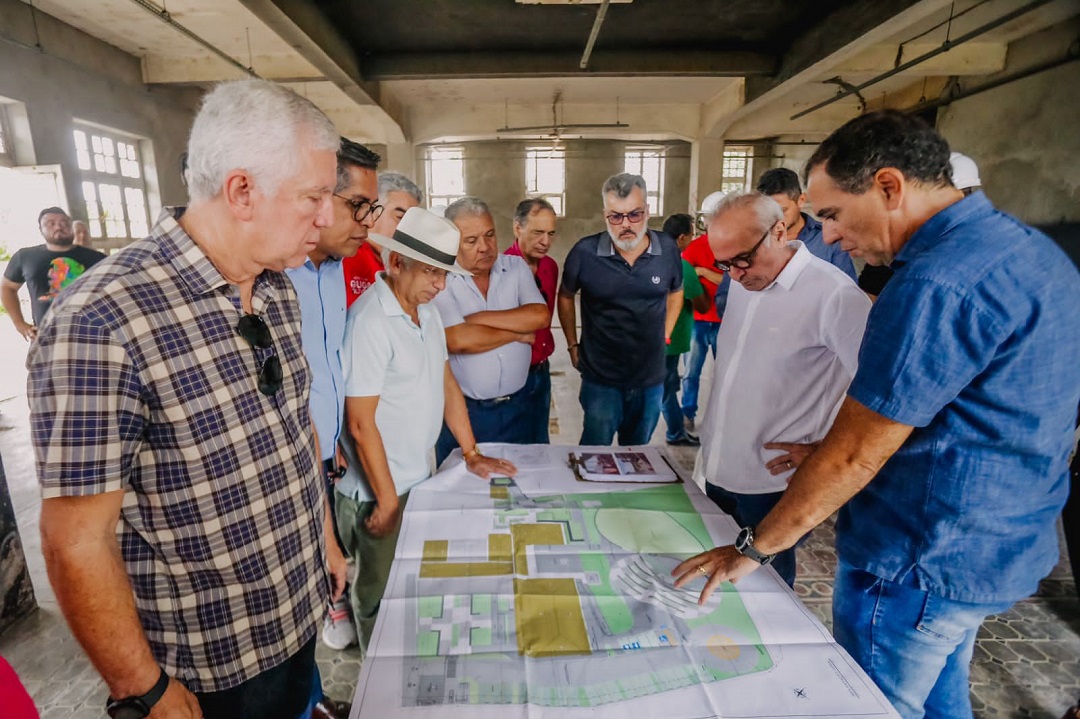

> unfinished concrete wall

[
  {"left": 415, "top": 139, "right": 691, "bottom": 268},
  {"left": 937, "top": 20, "right": 1080, "bottom": 225},
  {"left": 0, "top": 0, "right": 202, "bottom": 226}
]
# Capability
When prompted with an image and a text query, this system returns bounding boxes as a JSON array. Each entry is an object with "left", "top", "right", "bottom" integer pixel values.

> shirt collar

[
  {"left": 504, "top": 241, "right": 523, "bottom": 257},
  {"left": 768, "top": 241, "right": 811, "bottom": 291},
  {"left": 797, "top": 212, "right": 822, "bottom": 239},
  {"left": 895, "top": 192, "right": 992, "bottom": 264},
  {"left": 597, "top": 229, "right": 662, "bottom": 257}
]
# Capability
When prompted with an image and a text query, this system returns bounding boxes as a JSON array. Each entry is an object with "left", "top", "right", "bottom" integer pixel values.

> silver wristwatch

[{"left": 735, "top": 526, "right": 776, "bottom": 566}]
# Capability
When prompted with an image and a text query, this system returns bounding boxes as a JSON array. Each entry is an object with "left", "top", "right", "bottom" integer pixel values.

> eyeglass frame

[
  {"left": 333, "top": 193, "right": 384, "bottom": 224},
  {"left": 604, "top": 208, "right": 647, "bottom": 225},
  {"left": 235, "top": 314, "right": 283, "bottom": 397},
  {"left": 713, "top": 223, "right": 777, "bottom": 272}
]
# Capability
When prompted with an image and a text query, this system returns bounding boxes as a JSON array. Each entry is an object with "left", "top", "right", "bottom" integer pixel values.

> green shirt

[{"left": 667, "top": 259, "right": 704, "bottom": 355}]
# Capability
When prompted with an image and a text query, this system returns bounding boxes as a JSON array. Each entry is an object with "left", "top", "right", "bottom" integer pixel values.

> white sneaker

[{"left": 322, "top": 597, "right": 358, "bottom": 650}]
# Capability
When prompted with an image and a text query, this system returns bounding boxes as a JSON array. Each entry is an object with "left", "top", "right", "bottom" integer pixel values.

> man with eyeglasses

[
  {"left": 342, "top": 171, "right": 422, "bottom": 307},
  {"left": 28, "top": 79, "right": 347, "bottom": 719},
  {"left": 558, "top": 172, "right": 684, "bottom": 446},
  {"left": 285, "top": 138, "right": 380, "bottom": 663},
  {"left": 689, "top": 190, "right": 869, "bottom": 587},
  {"left": 675, "top": 112, "right": 1080, "bottom": 719}
]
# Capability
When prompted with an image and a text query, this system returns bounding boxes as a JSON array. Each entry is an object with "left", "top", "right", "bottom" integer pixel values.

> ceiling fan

[{"left": 496, "top": 91, "right": 629, "bottom": 139}]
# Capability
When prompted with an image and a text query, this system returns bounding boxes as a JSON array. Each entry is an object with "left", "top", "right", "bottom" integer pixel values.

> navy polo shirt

[{"left": 559, "top": 229, "right": 682, "bottom": 389}]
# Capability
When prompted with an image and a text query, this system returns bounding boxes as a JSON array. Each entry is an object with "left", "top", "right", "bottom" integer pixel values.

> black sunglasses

[
  {"left": 714, "top": 225, "right": 774, "bottom": 272},
  {"left": 236, "top": 314, "right": 283, "bottom": 396},
  {"left": 334, "top": 194, "right": 384, "bottom": 224}
]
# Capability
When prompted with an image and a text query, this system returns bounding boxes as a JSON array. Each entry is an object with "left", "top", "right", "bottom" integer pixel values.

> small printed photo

[
  {"left": 614, "top": 452, "right": 655, "bottom": 474},
  {"left": 581, "top": 453, "right": 619, "bottom": 475}
]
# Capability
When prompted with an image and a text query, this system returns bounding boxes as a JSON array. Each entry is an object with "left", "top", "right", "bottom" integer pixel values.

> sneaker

[
  {"left": 322, "top": 597, "right": 358, "bottom": 650},
  {"left": 667, "top": 434, "right": 700, "bottom": 447},
  {"left": 684, "top": 416, "right": 696, "bottom": 432}
]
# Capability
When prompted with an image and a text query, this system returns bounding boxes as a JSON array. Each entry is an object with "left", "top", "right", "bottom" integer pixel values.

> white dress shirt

[
  {"left": 694, "top": 242, "right": 871, "bottom": 494},
  {"left": 337, "top": 273, "right": 448, "bottom": 502},
  {"left": 432, "top": 253, "right": 545, "bottom": 400}
]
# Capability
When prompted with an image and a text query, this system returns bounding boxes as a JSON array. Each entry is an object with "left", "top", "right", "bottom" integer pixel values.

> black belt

[
  {"left": 467, "top": 382, "right": 529, "bottom": 408},
  {"left": 530, "top": 359, "right": 550, "bottom": 372}
]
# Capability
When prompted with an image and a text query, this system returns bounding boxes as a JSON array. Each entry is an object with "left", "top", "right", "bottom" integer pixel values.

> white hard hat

[
  {"left": 697, "top": 190, "right": 728, "bottom": 216},
  {"left": 949, "top": 152, "right": 981, "bottom": 190}
]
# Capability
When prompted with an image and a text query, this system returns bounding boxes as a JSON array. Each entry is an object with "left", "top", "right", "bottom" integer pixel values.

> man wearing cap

[
  {"left": 432, "top": 197, "right": 549, "bottom": 465},
  {"left": 679, "top": 191, "right": 728, "bottom": 432},
  {"left": 757, "top": 168, "right": 857, "bottom": 281},
  {"left": 558, "top": 172, "right": 684, "bottom": 446},
  {"left": 342, "top": 171, "right": 423, "bottom": 306},
  {"left": 335, "top": 206, "right": 518, "bottom": 659},
  {"left": 2, "top": 207, "right": 105, "bottom": 341},
  {"left": 504, "top": 197, "right": 560, "bottom": 444}
]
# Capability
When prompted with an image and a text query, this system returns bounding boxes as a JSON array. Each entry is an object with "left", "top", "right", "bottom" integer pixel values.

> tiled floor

[{"left": 0, "top": 320, "right": 1077, "bottom": 718}]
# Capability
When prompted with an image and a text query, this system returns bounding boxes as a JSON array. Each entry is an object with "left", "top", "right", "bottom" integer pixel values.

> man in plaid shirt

[{"left": 28, "top": 79, "right": 346, "bottom": 719}]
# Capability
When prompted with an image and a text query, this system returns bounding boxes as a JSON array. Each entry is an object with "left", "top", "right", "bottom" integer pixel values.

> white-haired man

[
  {"left": 335, "top": 207, "right": 517, "bottom": 660},
  {"left": 342, "top": 171, "right": 423, "bottom": 306},
  {"left": 30, "top": 79, "right": 345, "bottom": 719}
]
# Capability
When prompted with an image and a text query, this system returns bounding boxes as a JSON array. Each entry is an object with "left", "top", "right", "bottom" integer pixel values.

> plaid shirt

[{"left": 28, "top": 208, "right": 328, "bottom": 693}]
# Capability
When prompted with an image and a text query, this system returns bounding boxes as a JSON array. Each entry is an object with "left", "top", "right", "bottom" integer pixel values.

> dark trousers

[
  {"left": 661, "top": 354, "right": 690, "bottom": 442},
  {"left": 195, "top": 637, "right": 316, "bottom": 719},
  {"left": 523, "top": 361, "right": 552, "bottom": 444},
  {"left": 705, "top": 482, "right": 799, "bottom": 588},
  {"left": 435, "top": 382, "right": 532, "bottom": 466},
  {"left": 1065, "top": 429, "right": 1080, "bottom": 601}
]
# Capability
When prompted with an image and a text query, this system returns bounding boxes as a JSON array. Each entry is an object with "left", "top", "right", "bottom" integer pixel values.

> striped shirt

[{"left": 27, "top": 207, "right": 327, "bottom": 692}]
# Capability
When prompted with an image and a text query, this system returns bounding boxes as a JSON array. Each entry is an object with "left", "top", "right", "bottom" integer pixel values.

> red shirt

[
  {"left": 343, "top": 242, "right": 384, "bottom": 308},
  {"left": 503, "top": 242, "right": 557, "bottom": 366},
  {"left": 681, "top": 234, "right": 724, "bottom": 322},
  {"left": 0, "top": 657, "right": 39, "bottom": 719}
]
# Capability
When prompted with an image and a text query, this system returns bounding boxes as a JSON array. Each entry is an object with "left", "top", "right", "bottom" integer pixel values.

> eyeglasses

[
  {"left": 714, "top": 225, "right": 774, "bottom": 272},
  {"left": 604, "top": 209, "right": 646, "bottom": 225},
  {"left": 236, "top": 314, "right": 283, "bottom": 396},
  {"left": 334, "top": 194, "right": 384, "bottom": 224}
]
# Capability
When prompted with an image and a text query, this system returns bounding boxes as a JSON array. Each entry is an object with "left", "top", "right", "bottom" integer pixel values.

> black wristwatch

[
  {"left": 734, "top": 526, "right": 776, "bottom": 566},
  {"left": 105, "top": 668, "right": 170, "bottom": 719}
]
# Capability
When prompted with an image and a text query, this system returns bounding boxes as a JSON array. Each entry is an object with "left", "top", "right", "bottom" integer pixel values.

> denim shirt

[
  {"left": 286, "top": 257, "right": 347, "bottom": 461},
  {"left": 797, "top": 213, "right": 857, "bottom": 281},
  {"left": 839, "top": 193, "right": 1080, "bottom": 603}
]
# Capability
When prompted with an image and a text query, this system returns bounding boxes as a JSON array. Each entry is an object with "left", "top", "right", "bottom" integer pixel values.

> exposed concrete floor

[{"left": 0, "top": 319, "right": 1076, "bottom": 718}]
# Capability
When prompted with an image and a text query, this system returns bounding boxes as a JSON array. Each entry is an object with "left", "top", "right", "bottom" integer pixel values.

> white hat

[
  {"left": 697, "top": 190, "right": 728, "bottom": 215},
  {"left": 370, "top": 207, "right": 470, "bottom": 274},
  {"left": 950, "top": 152, "right": 981, "bottom": 190}
]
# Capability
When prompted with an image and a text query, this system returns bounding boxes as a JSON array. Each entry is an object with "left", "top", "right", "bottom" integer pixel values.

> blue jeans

[
  {"left": 704, "top": 482, "right": 797, "bottom": 587},
  {"left": 436, "top": 383, "right": 532, "bottom": 466},
  {"left": 196, "top": 637, "right": 315, "bottom": 719},
  {"left": 579, "top": 377, "right": 662, "bottom": 446},
  {"left": 832, "top": 561, "right": 1013, "bottom": 719},
  {"left": 661, "top": 354, "right": 690, "bottom": 442},
  {"left": 682, "top": 320, "right": 719, "bottom": 421},
  {"left": 522, "top": 361, "right": 551, "bottom": 444}
]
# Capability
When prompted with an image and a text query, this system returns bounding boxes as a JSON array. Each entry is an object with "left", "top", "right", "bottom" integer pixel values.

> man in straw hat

[{"left": 334, "top": 206, "right": 518, "bottom": 658}]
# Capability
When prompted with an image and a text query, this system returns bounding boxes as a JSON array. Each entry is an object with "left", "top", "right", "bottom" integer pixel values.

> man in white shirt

[
  {"left": 432, "top": 196, "right": 550, "bottom": 465},
  {"left": 693, "top": 191, "right": 870, "bottom": 586},
  {"left": 335, "top": 207, "right": 517, "bottom": 658}
]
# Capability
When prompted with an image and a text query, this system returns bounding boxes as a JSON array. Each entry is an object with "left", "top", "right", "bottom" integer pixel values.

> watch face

[
  {"left": 735, "top": 526, "right": 751, "bottom": 549},
  {"left": 107, "top": 701, "right": 149, "bottom": 719}
]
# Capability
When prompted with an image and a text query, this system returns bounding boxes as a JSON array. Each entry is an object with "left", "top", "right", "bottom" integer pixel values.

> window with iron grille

[
  {"left": 623, "top": 148, "right": 665, "bottom": 215},
  {"left": 721, "top": 146, "right": 753, "bottom": 193},
  {"left": 73, "top": 125, "right": 150, "bottom": 247},
  {"left": 525, "top": 146, "right": 565, "bottom": 216},
  {"left": 425, "top": 147, "right": 466, "bottom": 209}
]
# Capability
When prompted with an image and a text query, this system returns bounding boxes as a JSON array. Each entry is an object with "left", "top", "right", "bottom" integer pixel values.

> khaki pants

[{"left": 333, "top": 490, "right": 409, "bottom": 658}]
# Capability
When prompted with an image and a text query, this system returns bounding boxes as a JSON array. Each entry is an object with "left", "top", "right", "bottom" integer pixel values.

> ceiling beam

[
  {"left": 834, "top": 41, "right": 1008, "bottom": 76},
  {"left": 142, "top": 53, "right": 323, "bottom": 84},
  {"left": 362, "top": 50, "right": 778, "bottom": 81},
  {"left": 238, "top": 0, "right": 406, "bottom": 142}
]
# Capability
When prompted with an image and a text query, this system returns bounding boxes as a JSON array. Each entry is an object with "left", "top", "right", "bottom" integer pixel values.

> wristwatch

[
  {"left": 734, "top": 526, "right": 776, "bottom": 566},
  {"left": 105, "top": 668, "right": 170, "bottom": 719}
]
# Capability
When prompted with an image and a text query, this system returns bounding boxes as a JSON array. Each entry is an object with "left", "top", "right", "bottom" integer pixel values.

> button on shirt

[
  {"left": 27, "top": 208, "right": 326, "bottom": 693},
  {"left": 560, "top": 230, "right": 683, "bottom": 389},
  {"left": 840, "top": 193, "right": 1080, "bottom": 604},
  {"left": 503, "top": 242, "right": 558, "bottom": 366},
  {"left": 432, "top": 254, "right": 545, "bottom": 399},
  {"left": 797, "top": 213, "right": 857, "bottom": 281},
  {"left": 337, "top": 273, "right": 448, "bottom": 502},
  {"left": 286, "top": 257, "right": 346, "bottom": 460},
  {"left": 695, "top": 242, "right": 870, "bottom": 494}
]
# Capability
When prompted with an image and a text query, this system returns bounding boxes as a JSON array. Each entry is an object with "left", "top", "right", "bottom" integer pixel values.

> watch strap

[
  {"left": 735, "top": 526, "right": 776, "bottom": 566},
  {"left": 106, "top": 668, "right": 170, "bottom": 716}
]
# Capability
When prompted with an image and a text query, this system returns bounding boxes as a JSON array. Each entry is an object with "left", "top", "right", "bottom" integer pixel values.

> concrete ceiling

[{"left": 17, "top": 0, "right": 1080, "bottom": 147}]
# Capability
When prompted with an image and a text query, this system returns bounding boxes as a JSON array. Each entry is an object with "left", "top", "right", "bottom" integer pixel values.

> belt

[
  {"left": 529, "top": 359, "right": 550, "bottom": 372},
  {"left": 466, "top": 382, "right": 529, "bottom": 408}
]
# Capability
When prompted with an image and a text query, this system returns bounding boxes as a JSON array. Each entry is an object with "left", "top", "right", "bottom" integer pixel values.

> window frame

[
  {"left": 424, "top": 146, "right": 467, "bottom": 209},
  {"left": 720, "top": 145, "right": 754, "bottom": 193},
  {"left": 623, "top": 147, "right": 666, "bottom": 216},
  {"left": 524, "top": 145, "right": 566, "bottom": 217},
  {"left": 73, "top": 123, "right": 151, "bottom": 250}
]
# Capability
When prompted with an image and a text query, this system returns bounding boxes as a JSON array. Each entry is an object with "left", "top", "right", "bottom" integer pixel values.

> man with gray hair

[
  {"left": 29, "top": 78, "right": 343, "bottom": 719},
  {"left": 558, "top": 172, "right": 683, "bottom": 446},
  {"left": 432, "top": 196, "right": 549, "bottom": 465},
  {"left": 343, "top": 171, "right": 423, "bottom": 306},
  {"left": 690, "top": 191, "right": 870, "bottom": 586}
]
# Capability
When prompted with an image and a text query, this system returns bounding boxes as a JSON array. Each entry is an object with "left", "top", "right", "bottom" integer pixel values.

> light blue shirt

[
  {"left": 797, "top": 213, "right": 857, "bottom": 281},
  {"left": 286, "top": 257, "right": 346, "bottom": 461},
  {"left": 840, "top": 193, "right": 1080, "bottom": 603},
  {"left": 337, "top": 273, "right": 448, "bottom": 502}
]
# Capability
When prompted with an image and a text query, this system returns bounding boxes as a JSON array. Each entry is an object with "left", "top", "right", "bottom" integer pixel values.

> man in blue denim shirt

[{"left": 674, "top": 111, "right": 1080, "bottom": 719}]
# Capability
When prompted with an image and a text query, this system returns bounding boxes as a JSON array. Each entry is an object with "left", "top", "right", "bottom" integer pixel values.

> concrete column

[
  {"left": 689, "top": 137, "right": 723, "bottom": 215},
  {"left": 383, "top": 142, "right": 416, "bottom": 180}
]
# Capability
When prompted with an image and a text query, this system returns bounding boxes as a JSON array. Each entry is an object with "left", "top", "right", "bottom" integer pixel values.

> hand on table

[
  {"left": 672, "top": 546, "right": 761, "bottom": 604},
  {"left": 465, "top": 454, "right": 517, "bottom": 479}
]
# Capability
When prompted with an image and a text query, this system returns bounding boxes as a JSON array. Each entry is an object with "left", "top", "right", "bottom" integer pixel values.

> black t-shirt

[
  {"left": 858, "top": 264, "right": 894, "bottom": 297},
  {"left": 3, "top": 244, "right": 106, "bottom": 324},
  {"left": 559, "top": 230, "right": 683, "bottom": 388}
]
